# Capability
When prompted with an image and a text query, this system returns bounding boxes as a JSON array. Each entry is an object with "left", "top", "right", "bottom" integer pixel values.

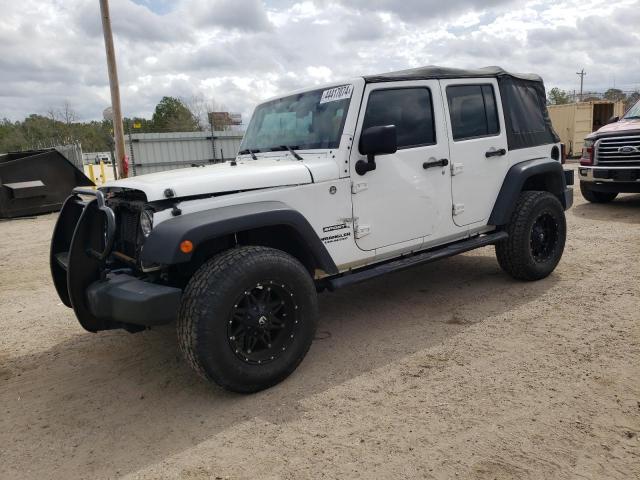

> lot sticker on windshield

[{"left": 320, "top": 85, "right": 353, "bottom": 104}]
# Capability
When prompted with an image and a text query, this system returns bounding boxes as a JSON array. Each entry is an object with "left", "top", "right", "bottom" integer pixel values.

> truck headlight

[
  {"left": 140, "top": 209, "right": 154, "bottom": 237},
  {"left": 580, "top": 140, "right": 594, "bottom": 166}
]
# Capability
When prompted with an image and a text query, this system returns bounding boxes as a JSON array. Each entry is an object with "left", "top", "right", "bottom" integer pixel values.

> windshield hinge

[{"left": 355, "top": 224, "right": 371, "bottom": 239}]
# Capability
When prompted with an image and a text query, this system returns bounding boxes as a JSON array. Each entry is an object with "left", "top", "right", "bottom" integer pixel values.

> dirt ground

[{"left": 1, "top": 171, "right": 639, "bottom": 479}]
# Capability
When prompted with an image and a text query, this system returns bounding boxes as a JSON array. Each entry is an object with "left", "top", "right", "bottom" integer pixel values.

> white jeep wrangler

[{"left": 51, "top": 66, "right": 573, "bottom": 393}]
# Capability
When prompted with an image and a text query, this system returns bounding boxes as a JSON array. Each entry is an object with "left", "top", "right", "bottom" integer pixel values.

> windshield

[
  {"left": 623, "top": 99, "right": 640, "bottom": 119},
  {"left": 240, "top": 85, "right": 353, "bottom": 152}
]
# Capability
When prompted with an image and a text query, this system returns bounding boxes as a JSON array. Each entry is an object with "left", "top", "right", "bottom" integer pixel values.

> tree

[
  {"left": 547, "top": 87, "right": 570, "bottom": 105},
  {"left": 603, "top": 88, "right": 626, "bottom": 103},
  {"left": 151, "top": 96, "right": 199, "bottom": 132},
  {"left": 184, "top": 94, "right": 230, "bottom": 131}
]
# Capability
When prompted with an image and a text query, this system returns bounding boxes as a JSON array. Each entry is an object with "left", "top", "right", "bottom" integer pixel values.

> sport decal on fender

[
  {"left": 322, "top": 223, "right": 348, "bottom": 233},
  {"left": 321, "top": 231, "right": 351, "bottom": 244},
  {"left": 319, "top": 85, "right": 353, "bottom": 104}
]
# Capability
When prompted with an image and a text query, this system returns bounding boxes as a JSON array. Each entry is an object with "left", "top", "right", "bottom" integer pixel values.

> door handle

[
  {"left": 423, "top": 158, "right": 449, "bottom": 169},
  {"left": 485, "top": 148, "right": 506, "bottom": 158}
]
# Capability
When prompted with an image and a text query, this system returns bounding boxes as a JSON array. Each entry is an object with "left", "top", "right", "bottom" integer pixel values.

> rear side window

[
  {"left": 447, "top": 85, "right": 500, "bottom": 141},
  {"left": 504, "top": 84, "right": 546, "bottom": 133},
  {"left": 361, "top": 88, "right": 435, "bottom": 149}
]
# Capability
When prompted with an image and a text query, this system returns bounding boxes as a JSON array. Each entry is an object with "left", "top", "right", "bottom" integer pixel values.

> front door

[
  {"left": 350, "top": 81, "right": 451, "bottom": 251},
  {"left": 440, "top": 79, "right": 509, "bottom": 226}
]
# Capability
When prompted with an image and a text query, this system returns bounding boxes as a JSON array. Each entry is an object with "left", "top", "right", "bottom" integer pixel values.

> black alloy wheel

[
  {"left": 228, "top": 282, "right": 298, "bottom": 365},
  {"left": 529, "top": 212, "right": 559, "bottom": 263},
  {"left": 495, "top": 191, "right": 567, "bottom": 281},
  {"left": 177, "top": 246, "right": 318, "bottom": 393}
]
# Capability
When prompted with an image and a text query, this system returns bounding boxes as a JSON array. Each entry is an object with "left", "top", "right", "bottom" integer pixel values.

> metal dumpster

[{"left": 0, "top": 149, "right": 94, "bottom": 218}]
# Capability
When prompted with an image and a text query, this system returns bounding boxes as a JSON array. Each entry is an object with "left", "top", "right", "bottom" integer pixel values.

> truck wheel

[
  {"left": 580, "top": 182, "right": 618, "bottom": 203},
  {"left": 495, "top": 191, "right": 566, "bottom": 281},
  {"left": 178, "top": 246, "right": 318, "bottom": 393}
]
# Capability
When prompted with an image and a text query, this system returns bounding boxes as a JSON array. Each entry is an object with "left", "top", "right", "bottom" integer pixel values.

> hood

[
  {"left": 594, "top": 118, "right": 640, "bottom": 135},
  {"left": 103, "top": 159, "right": 313, "bottom": 201}
]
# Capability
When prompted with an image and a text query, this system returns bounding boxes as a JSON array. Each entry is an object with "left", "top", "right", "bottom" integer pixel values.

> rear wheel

[
  {"left": 580, "top": 182, "right": 618, "bottom": 203},
  {"left": 495, "top": 191, "right": 566, "bottom": 281},
  {"left": 178, "top": 246, "right": 318, "bottom": 393}
]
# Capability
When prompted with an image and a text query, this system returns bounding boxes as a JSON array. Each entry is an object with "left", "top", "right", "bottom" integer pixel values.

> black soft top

[
  {"left": 364, "top": 65, "right": 559, "bottom": 151},
  {"left": 364, "top": 65, "right": 542, "bottom": 83}
]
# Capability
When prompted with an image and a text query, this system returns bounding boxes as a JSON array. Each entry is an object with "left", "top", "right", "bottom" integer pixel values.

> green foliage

[
  {"left": 547, "top": 87, "right": 570, "bottom": 105},
  {"left": 603, "top": 88, "right": 626, "bottom": 102},
  {"left": 151, "top": 96, "right": 199, "bottom": 132},
  {"left": 0, "top": 96, "right": 203, "bottom": 154}
]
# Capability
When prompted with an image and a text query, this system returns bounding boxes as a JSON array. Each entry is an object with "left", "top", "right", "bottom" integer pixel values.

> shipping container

[{"left": 548, "top": 101, "right": 625, "bottom": 157}]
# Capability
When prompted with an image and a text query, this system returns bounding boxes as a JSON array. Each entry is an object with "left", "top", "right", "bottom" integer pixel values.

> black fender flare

[
  {"left": 141, "top": 201, "right": 338, "bottom": 274},
  {"left": 489, "top": 158, "right": 569, "bottom": 226}
]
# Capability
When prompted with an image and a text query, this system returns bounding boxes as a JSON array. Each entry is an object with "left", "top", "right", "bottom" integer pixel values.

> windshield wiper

[
  {"left": 280, "top": 145, "right": 303, "bottom": 160},
  {"left": 239, "top": 148, "right": 259, "bottom": 160}
]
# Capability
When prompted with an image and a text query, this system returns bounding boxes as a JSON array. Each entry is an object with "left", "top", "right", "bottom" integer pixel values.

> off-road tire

[
  {"left": 580, "top": 182, "right": 618, "bottom": 203},
  {"left": 178, "top": 246, "right": 318, "bottom": 393},
  {"left": 495, "top": 191, "right": 566, "bottom": 281}
]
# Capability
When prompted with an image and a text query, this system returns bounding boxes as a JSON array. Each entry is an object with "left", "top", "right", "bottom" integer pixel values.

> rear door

[
  {"left": 350, "top": 81, "right": 451, "bottom": 251},
  {"left": 441, "top": 79, "right": 509, "bottom": 226},
  {"left": 574, "top": 102, "right": 594, "bottom": 152}
]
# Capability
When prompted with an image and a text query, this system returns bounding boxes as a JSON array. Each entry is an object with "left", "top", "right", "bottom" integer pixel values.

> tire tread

[
  {"left": 495, "top": 191, "right": 565, "bottom": 281},
  {"left": 177, "top": 246, "right": 317, "bottom": 392}
]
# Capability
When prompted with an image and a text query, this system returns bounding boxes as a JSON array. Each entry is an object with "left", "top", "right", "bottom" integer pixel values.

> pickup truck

[{"left": 579, "top": 98, "right": 640, "bottom": 202}]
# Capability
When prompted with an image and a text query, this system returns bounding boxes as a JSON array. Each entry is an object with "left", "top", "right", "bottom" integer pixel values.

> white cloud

[{"left": 1, "top": 0, "right": 639, "bottom": 123}]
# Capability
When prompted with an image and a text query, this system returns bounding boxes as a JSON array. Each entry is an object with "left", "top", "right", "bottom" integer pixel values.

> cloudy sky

[{"left": 1, "top": 0, "right": 639, "bottom": 123}]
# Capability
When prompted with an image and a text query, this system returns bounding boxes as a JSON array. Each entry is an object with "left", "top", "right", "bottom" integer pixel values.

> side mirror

[
  {"left": 606, "top": 115, "right": 620, "bottom": 125},
  {"left": 356, "top": 125, "right": 397, "bottom": 175}
]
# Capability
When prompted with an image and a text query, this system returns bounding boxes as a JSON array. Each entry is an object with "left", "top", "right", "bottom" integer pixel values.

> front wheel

[
  {"left": 495, "top": 191, "right": 566, "bottom": 281},
  {"left": 178, "top": 246, "right": 318, "bottom": 393}
]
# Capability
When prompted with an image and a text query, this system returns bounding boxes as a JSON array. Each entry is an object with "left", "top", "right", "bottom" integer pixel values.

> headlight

[
  {"left": 580, "top": 139, "right": 594, "bottom": 166},
  {"left": 140, "top": 209, "right": 154, "bottom": 237}
]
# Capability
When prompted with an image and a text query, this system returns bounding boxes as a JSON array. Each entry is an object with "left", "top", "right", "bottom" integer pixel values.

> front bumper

[
  {"left": 86, "top": 273, "right": 181, "bottom": 327},
  {"left": 50, "top": 188, "right": 181, "bottom": 332},
  {"left": 563, "top": 169, "right": 574, "bottom": 210},
  {"left": 578, "top": 167, "right": 640, "bottom": 193}
]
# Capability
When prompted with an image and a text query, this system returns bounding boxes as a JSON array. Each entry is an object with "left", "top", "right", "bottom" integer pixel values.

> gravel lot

[{"left": 1, "top": 168, "right": 639, "bottom": 479}]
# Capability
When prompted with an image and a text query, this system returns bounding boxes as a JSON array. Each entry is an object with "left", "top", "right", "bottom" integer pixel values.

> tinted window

[
  {"left": 361, "top": 88, "right": 435, "bottom": 150},
  {"left": 447, "top": 85, "right": 500, "bottom": 140},
  {"left": 503, "top": 84, "right": 546, "bottom": 133}
]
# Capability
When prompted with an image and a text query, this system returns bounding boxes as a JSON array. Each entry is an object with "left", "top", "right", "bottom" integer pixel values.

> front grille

[
  {"left": 596, "top": 136, "right": 640, "bottom": 167},
  {"left": 115, "top": 207, "right": 140, "bottom": 258}
]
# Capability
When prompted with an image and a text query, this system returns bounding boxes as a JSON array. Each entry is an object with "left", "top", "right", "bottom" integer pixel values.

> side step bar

[{"left": 327, "top": 231, "right": 508, "bottom": 290}]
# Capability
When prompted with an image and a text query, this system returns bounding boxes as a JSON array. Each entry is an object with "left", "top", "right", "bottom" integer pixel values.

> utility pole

[
  {"left": 576, "top": 69, "right": 586, "bottom": 102},
  {"left": 99, "top": 0, "right": 128, "bottom": 178},
  {"left": 127, "top": 120, "right": 137, "bottom": 176}
]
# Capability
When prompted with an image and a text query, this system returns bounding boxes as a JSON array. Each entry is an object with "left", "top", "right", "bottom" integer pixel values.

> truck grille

[
  {"left": 596, "top": 136, "right": 640, "bottom": 167},
  {"left": 115, "top": 208, "right": 140, "bottom": 259}
]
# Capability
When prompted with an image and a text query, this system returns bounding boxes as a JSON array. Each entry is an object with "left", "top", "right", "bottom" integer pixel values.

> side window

[
  {"left": 504, "top": 84, "right": 546, "bottom": 133},
  {"left": 447, "top": 85, "right": 500, "bottom": 141},
  {"left": 361, "top": 88, "right": 435, "bottom": 150}
]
